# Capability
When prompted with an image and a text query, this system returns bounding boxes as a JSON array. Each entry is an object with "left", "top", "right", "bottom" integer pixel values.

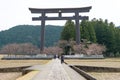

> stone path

[{"left": 30, "top": 58, "right": 86, "bottom": 80}]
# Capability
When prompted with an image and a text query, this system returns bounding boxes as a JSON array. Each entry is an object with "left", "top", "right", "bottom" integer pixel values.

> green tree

[
  {"left": 61, "top": 18, "right": 120, "bottom": 57},
  {"left": 114, "top": 28, "right": 120, "bottom": 56},
  {"left": 80, "top": 20, "right": 90, "bottom": 40},
  {"left": 81, "top": 20, "right": 97, "bottom": 42},
  {"left": 106, "top": 22, "right": 115, "bottom": 53},
  {"left": 92, "top": 19, "right": 116, "bottom": 56},
  {"left": 61, "top": 20, "right": 75, "bottom": 41},
  {"left": 87, "top": 21, "right": 97, "bottom": 42}
]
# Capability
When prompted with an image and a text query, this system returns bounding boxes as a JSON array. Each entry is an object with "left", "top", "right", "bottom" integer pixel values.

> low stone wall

[
  {"left": 75, "top": 65, "right": 120, "bottom": 72},
  {"left": 64, "top": 54, "right": 104, "bottom": 59},
  {"left": 22, "top": 69, "right": 33, "bottom": 75},
  {"left": 0, "top": 66, "right": 30, "bottom": 72},
  {"left": 2, "top": 55, "right": 53, "bottom": 60},
  {"left": 2, "top": 58, "right": 52, "bottom": 60},
  {"left": 70, "top": 65, "right": 96, "bottom": 80}
]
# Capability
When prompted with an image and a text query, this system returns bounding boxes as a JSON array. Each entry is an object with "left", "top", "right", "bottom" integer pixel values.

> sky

[{"left": 0, "top": 0, "right": 120, "bottom": 31}]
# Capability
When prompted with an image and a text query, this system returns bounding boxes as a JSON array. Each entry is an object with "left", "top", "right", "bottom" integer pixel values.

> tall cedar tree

[
  {"left": 61, "top": 20, "right": 75, "bottom": 41},
  {"left": 80, "top": 20, "right": 90, "bottom": 40},
  {"left": 81, "top": 20, "right": 97, "bottom": 42},
  {"left": 92, "top": 19, "right": 117, "bottom": 56},
  {"left": 61, "top": 19, "right": 120, "bottom": 56},
  {"left": 114, "top": 28, "right": 120, "bottom": 56}
]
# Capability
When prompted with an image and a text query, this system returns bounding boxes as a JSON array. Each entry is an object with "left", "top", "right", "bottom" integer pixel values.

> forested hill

[
  {"left": 118, "top": 26, "right": 120, "bottom": 28},
  {"left": 0, "top": 25, "right": 63, "bottom": 47}
]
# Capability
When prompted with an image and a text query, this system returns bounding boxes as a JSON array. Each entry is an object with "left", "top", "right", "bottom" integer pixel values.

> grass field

[
  {"left": 0, "top": 57, "right": 50, "bottom": 80},
  {"left": 0, "top": 56, "right": 119, "bottom": 80},
  {"left": 16, "top": 71, "right": 39, "bottom": 80},
  {"left": 88, "top": 72, "right": 120, "bottom": 80},
  {"left": 0, "top": 72, "right": 21, "bottom": 80},
  {"left": 65, "top": 58, "right": 120, "bottom": 80},
  {"left": 0, "top": 60, "right": 50, "bottom": 80},
  {"left": 0, "top": 60, "right": 50, "bottom": 68},
  {"left": 65, "top": 58, "right": 120, "bottom": 68},
  {"left": 0, "top": 54, "right": 50, "bottom": 68}
]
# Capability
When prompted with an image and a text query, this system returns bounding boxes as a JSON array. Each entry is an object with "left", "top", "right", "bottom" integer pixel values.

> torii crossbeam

[{"left": 29, "top": 6, "right": 92, "bottom": 53}]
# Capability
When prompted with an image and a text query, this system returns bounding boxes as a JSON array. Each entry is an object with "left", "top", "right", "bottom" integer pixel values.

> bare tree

[
  {"left": 57, "top": 40, "right": 68, "bottom": 48},
  {"left": 43, "top": 46, "right": 63, "bottom": 55},
  {"left": 0, "top": 43, "right": 19, "bottom": 56},
  {"left": 0, "top": 43, "right": 39, "bottom": 55},
  {"left": 19, "top": 43, "right": 38, "bottom": 54}
]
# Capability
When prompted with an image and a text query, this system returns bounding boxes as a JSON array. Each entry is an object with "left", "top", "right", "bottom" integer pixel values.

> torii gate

[{"left": 29, "top": 6, "right": 92, "bottom": 53}]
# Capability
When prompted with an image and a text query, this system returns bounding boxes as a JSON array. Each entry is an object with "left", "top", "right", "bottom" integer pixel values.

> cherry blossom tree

[
  {"left": 73, "top": 44, "right": 86, "bottom": 54},
  {"left": 86, "top": 44, "right": 106, "bottom": 55},
  {"left": 73, "top": 43, "right": 106, "bottom": 55}
]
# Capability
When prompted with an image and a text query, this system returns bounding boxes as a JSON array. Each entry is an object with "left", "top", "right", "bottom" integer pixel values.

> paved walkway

[{"left": 29, "top": 58, "right": 86, "bottom": 80}]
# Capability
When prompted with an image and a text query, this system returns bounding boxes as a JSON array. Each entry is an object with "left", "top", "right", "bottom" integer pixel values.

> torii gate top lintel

[
  {"left": 29, "top": 6, "right": 92, "bottom": 13},
  {"left": 29, "top": 6, "right": 92, "bottom": 21}
]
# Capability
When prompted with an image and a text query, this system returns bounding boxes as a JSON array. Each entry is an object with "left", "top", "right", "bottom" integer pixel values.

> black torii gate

[{"left": 29, "top": 6, "right": 92, "bottom": 53}]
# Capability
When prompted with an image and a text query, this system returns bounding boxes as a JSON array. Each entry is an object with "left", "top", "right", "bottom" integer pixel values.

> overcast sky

[{"left": 0, "top": 0, "right": 120, "bottom": 31}]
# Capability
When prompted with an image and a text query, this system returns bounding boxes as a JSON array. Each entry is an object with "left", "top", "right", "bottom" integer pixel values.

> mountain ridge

[{"left": 0, "top": 25, "right": 63, "bottom": 47}]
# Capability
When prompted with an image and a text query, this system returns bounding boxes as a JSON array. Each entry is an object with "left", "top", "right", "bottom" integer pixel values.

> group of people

[{"left": 54, "top": 54, "right": 64, "bottom": 63}]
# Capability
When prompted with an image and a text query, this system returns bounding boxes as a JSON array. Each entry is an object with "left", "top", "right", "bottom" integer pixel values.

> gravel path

[{"left": 32, "top": 59, "right": 86, "bottom": 80}]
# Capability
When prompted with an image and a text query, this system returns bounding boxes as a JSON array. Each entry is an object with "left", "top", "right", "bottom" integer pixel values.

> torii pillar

[
  {"left": 40, "top": 12, "right": 45, "bottom": 51},
  {"left": 75, "top": 12, "right": 80, "bottom": 44}
]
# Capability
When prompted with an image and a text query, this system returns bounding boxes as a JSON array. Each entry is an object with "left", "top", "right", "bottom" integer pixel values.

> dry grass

[
  {"left": 0, "top": 55, "right": 50, "bottom": 79},
  {"left": 65, "top": 58, "right": 120, "bottom": 68},
  {"left": 16, "top": 71, "right": 39, "bottom": 80},
  {"left": 0, "top": 59, "right": 50, "bottom": 80},
  {"left": 0, "top": 55, "right": 50, "bottom": 68},
  {"left": 65, "top": 58, "right": 120, "bottom": 80},
  {"left": 0, "top": 72, "right": 22, "bottom": 80},
  {"left": 88, "top": 72, "right": 120, "bottom": 80},
  {"left": 0, "top": 60, "right": 50, "bottom": 68},
  {"left": 0, "top": 55, "right": 5, "bottom": 59}
]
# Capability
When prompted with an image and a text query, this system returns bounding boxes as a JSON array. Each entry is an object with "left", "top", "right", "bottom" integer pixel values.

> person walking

[{"left": 61, "top": 55, "right": 64, "bottom": 63}]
